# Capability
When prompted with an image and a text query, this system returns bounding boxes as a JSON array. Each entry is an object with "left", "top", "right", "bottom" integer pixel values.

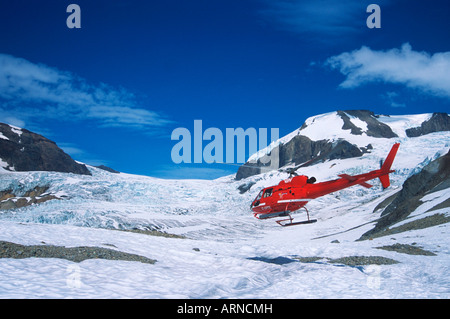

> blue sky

[{"left": 0, "top": 0, "right": 449, "bottom": 179}]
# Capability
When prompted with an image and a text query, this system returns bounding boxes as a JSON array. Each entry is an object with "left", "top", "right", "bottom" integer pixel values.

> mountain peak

[
  {"left": 0, "top": 122, "right": 91, "bottom": 175},
  {"left": 237, "top": 110, "right": 449, "bottom": 180},
  {"left": 299, "top": 110, "right": 397, "bottom": 141}
]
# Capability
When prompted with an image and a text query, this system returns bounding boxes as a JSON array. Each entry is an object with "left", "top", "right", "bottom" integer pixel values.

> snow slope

[
  {"left": 0, "top": 115, "right": 449, "bottom": 298},
  {"left": 248, "top": 112, "right": 434, "bottom": 163}
]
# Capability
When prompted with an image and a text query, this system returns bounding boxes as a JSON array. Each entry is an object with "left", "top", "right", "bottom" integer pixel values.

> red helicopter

[{"left": 250, "top": 143, "right": 400, "bottom": 226}]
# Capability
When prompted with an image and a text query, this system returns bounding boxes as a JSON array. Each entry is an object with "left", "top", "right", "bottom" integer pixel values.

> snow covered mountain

[
  {"left": 0, "top": 111, "right": 449, "bottom": 298},
  {"left": 237, "top": 110, "right": 449, "bottom": 179}
]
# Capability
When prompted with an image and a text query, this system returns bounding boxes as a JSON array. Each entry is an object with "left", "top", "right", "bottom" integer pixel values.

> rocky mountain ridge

[
  {"left": 236, "top": 110, "right": 450, "bottom": 180},
  {"left": 0, "top": 122, "right": 91, "bottom": 175},
  {"left": 405, "top": 112, "right": 450, "bottom": 137},
  {"left": 360, "top": 149, "right": 450, "bottom": 240}
]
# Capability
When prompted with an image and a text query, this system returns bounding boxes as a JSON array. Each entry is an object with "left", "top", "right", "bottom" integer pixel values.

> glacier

[{"left": 0, "top": 114, "right": 449, "bottom": 298}]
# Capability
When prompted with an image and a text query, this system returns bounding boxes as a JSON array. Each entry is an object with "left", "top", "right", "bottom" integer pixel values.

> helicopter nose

[{"left": 250, "top": 200, "right": 260, "bottom": 209}]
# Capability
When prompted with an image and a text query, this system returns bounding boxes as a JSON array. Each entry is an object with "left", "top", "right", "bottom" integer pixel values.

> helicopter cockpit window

[
  {"left": 263, "top": 188, "right": 273, "bottom": 198},
  {"left": 255, "top": 190, "right": 263, "bottom": 201}
]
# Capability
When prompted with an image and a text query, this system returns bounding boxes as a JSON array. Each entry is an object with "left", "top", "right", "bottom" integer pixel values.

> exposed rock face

[
  {"left": 236, "top": 136, "right": 364, "bottom": 180},
  {"left": 406, "top": 112, "right": 450, "bottom": 137},
  {"left": 0, "top": 186, "right": 60, "bottom": 210},
  {"left": 95, "top": 165, "right": 120, "bottom": 174},
  {"left": 278, "top": 136, "right": 364, "bottom": 167},
  {"left": 0, "top": 123, "right": 91, "bottom": 175},
  {"left": 337, "top": 110, "right": 397, "bottom": 138},
  {"left": 359, "top": 150, "right": 450, "bottom": 240}
]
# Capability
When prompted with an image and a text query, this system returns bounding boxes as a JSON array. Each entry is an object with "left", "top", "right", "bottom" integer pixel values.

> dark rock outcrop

[
  {"left": 95, "top": 165, "right": 120, "bottom": 174},
  {"left": 0, "top": 123, "right": 91, "bottom": 175},
  {"left": 359, "top": 150, "right": 450, "bottom": 240},
  {"left": 236, "top": 136, "right": 363, "bottom": 180},
  {"left": 0, "top": 240, "right": 156, "bottom": 264},
  {"left": 0, "top": 186, "right": 60, "bottom": 210},
  {"left": 235, "top": 162, "right": 261, "bottom": 181},
  {"left": 337, "top": 110, "right": 398, "bottom": 138},
  {"left": 406, "top": 112, "right": 450, "bottom": 137},
  {"left": 279, "top": 136, "right": 364, "bottom": 167}
]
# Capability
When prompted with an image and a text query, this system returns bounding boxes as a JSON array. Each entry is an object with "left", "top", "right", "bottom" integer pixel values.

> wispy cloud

[
  {"left": 0, "top": 115, "right": 26, "bottom": 128},
  {"left": 58, "top": 142, "right": 110, "bottom": 167},
  {"left": 87, "top": 105, "right": 171, "bottom": 129},
  {"left": 382, "top": 91, "right": 406, "bottom": 108},
  {"left": 325, "top": 43, "right": 450, "bottom": 99},
  {"left": 0, "top": 53, "right": 171, "bottom": 130},
  {"left": 260, "top": 0, "right": 391, "bottom": 40},
  {"left": 381, "top": 91, "right": 406, "bottom": 108}
]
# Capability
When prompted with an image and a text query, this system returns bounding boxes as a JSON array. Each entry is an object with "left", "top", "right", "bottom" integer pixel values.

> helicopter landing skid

[{"left": 276, "top": 207, "right": 317, "bottom": 227}]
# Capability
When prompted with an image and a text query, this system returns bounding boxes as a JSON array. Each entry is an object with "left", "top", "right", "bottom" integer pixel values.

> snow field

[
  {"left": 0, "top": 212, "right": 448, "bottom": 298},
  {"left": 0, "top": 114, "right": 449, "bottom": 298}
]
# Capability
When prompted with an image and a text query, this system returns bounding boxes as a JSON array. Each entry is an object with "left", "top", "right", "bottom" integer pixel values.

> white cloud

[
  {"left": 0, "top": 53, "right": 171, "bottom": 130},
  {"left": 87, "top": 105, "right": 171, "bottom": 128},
  {"left": 0, "top": 116, "right": 26, "bottom": 128},
  {"left": 325, "top": 43, "right": 450, "bottom": 98},
  {"left": 382, "top": 91, "right": 406, "bottom": 108}
]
